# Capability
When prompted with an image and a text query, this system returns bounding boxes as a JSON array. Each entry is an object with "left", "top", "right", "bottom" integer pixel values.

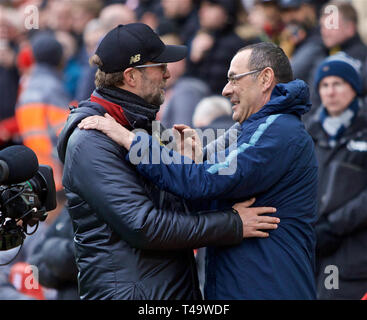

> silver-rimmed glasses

[
  {"left": 227, "top": 69, "right": 264, "bottom": 85},
  {"left": 134, "top": 63, "right": 168, "bottom": 73}
]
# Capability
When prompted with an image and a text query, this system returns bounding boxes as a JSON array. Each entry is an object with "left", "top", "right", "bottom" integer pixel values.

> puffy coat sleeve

[
  {"left": 64, "top": 129, "right": 243, "bottom": 250},
  {"left": 127, "top": 115, "right": 300, "bottom": 200}
]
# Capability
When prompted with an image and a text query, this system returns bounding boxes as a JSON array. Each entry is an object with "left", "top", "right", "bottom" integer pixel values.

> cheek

[
  {"left": 319, "top": 90, "right": 328, "bottom": 101},
  {"left": 341, "top": 91, "right": 356, "bottom": 106}
]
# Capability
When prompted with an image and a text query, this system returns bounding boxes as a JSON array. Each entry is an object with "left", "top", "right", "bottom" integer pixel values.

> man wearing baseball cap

[{"left": 57, "top": 23, "right": 278, "bottom": 300}]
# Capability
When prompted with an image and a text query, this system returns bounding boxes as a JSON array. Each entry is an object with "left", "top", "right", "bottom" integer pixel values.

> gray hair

[
  {"left": 193, "top": 96, "right": 232, "bottom": 128},
  {"left": 238, "top": 42, "right": 294, "bottom": 84}
]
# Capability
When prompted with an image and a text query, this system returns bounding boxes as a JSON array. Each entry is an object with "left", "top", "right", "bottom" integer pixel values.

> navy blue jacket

[{"left": 126, "top": 80, "right": 318, "bottom": 299}]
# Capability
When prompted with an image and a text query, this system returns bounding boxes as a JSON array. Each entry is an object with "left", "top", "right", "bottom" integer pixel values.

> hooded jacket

[
  {"left": 57, "top": 87, "right": 243, "bottom": 300},
  {"left": 125, "top": 79, "right": 318, "bottom": 299}
]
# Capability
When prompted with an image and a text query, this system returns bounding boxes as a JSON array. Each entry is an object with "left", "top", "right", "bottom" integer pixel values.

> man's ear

[
  {"left": 346, "top": 20, "right": 357, "bottom": 38},
  {"left": 261, "top": 67, "right": 275, "bottom": 92},
  {"left": 123, "top": 67, "right": 137, "bottom": 87}
]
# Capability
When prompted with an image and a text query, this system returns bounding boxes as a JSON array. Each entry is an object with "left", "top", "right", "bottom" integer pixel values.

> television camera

[{"left": 0, "top": 145, "right": 56, "bottom": 258}]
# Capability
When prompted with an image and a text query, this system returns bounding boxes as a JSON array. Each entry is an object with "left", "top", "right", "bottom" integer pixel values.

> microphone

[{"left": 0, "top": 145, "right": 39, "bottom": 184}]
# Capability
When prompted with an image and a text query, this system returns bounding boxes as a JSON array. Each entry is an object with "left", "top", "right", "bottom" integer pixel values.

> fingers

[
  {"left": 182, "top": 129, "right": 200, "bottom": 142},
  {"left": 233, "top": 197, "right": 256, "bottom": 209},
  {"left": 78, "top": 115, "right": 104, "bottom": 130},
  {"left": 78, "top": 114, "right": 118, "bottom": 131},
  {"left": 172, "top": 128, "right": 181, "bottom": 139},
  {"left": 255, "top": 207, "right": 277, "bottom": 215},
  {"left": 173, "top": 124, "right": 191, "bottom": 132},
  {"left": 258, "top": 216, "right": 280, "bottom": 224},
  {"left": 104, "top": 113, "right": 114, "bottom": 120},
  {"left": 256, "top": 222, "right": 278, "bottom": 230},
  {"left": 251, "top": 231, "right": 269, "bottom": 238}
]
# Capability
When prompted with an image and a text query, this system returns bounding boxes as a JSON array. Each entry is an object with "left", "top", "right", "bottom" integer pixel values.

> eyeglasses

[
  {"left": 134, "top": 63, "right": 168, "bottom": 73},
  {"left": 227, "top": 69, "right": 263, "bottom": 85}
]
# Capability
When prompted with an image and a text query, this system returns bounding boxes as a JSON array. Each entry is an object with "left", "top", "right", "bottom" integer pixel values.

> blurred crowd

[{"left": 1, "top": 0, "right": 367, "bottom": 300}]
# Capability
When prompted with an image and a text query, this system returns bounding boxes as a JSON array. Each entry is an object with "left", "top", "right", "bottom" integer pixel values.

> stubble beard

[{"left": 140, "top": 72, "right": 165, "bottom": 107}]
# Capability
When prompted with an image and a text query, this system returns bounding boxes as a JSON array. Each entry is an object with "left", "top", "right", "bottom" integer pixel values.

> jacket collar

[
  {"left": 92, "top": 86, "right": 160, "bottom": 133},
  {"left": 309, "top": 104, "right": 367, "bottom": 147},
  {"left": 243, "top": 79, "right": 311, "bottom": 125}
]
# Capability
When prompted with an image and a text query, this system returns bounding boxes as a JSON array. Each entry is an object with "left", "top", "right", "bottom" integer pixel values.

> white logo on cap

[{"left": 130, "top": 54, "right": 141, "bottom": 64}]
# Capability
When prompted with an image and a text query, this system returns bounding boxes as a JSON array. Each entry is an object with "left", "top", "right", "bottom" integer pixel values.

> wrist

[{"left": 126, "top": 132, "right": 135, "bottom": 150}]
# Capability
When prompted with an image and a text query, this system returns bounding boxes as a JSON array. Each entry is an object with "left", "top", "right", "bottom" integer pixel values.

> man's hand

[
  {"left": 190, "top": 32, "right": 214, "bottom": 63},
  {"left": 78, "top": 113, "right": 135, "bottom": 150},
  {"left": 233, "top": 198, "right": 279, "bottom": 238},
  {"left": 173, "top": 124, "right": 203, "bottom": 163}
]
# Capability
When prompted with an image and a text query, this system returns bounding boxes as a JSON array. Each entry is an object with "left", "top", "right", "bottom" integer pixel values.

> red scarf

[{"left": 90, "top": 95, "right": 130, "bottom": 127}]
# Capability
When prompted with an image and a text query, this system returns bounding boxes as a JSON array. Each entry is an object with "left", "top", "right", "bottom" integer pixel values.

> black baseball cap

[{"left": 95, "top": 23, "right": 188, "bottom": 73}]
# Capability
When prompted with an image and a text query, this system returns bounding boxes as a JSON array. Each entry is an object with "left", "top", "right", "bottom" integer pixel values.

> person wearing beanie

[
  {"left": 31, "top": 32, "right": 64, "bottom": 68},
  {"left": 307, "top": 52, "right": 367, "bottom": 300}
]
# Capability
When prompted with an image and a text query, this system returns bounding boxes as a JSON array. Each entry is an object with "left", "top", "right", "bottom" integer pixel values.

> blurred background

[{"left": 1, "top": 0, "right": 367, "bottom": 300}]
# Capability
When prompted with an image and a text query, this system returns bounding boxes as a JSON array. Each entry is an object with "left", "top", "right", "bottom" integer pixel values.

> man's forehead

[
  {"left": 320, "top": 75, "right": 345, "bottom": 83},
  {"left": 228, "top": 49, "right": 251, "bottom": 74}
]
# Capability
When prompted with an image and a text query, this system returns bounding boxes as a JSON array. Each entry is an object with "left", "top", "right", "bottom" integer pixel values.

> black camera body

[{"left": 0, "top": 165, "right": 57, "bottom": 251}]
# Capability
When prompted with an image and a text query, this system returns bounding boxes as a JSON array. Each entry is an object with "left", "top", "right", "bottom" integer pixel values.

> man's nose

[
  {"left": 222, "top": 82, "right": 232, "bottom": 97},
  {"left": 163, "top": 67, "right": 170, "bottom": 79},
  {"left": 325, "top": 85, "right": 336, "bottom": 96}
]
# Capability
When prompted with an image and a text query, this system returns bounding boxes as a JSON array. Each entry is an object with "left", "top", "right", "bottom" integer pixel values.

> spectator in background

[
  {"left": 319, "top": 0, "right": 367, "bottom": 93},
  {"left": 99, "top": 3, "right": 137, "bottom": 32},
  {"left": 235, "top": 1, "right": 268, "bottom": 44},
  {"left": 74, "top": 18, "right": 106, "bottom": 102},
  {"left": 247, "top": 0, "right": 284, "bottom": 44},
  {"left": 160, "top": 0, "right": 200, "bottom": 46},
  {"left": 0, "top": 5, "right": 21, "bottom": 149},
  {"left": 192, "top": 95, "right": 234, "bottom": 131},
  {"left": 158, "top": 31, "right": 210, "bottom": 128},
  {"left": 351, "top": 0, "right": 367, "bottom": 45},
  {"left": 187, "top": 0, "right": 250, "bottom": 95},
  {"left": 70, "top": 0, "right": 103, "bottom": 41},
  {"left": 294, "top": 0, "right": 367, "bottom": 123},
  {"left": 192, "top": 95, "right": 235, "bottom": 148},
  {"left": 15, "top": 32, "right": 70, "bottom": 197},
  {"left": 278, "top": 0, "right": 324, "bottom": 83},
  {"left": 75, "top": 3, "right": 137, "bottom": 102},
  {"left": 277, "top": 0, "right": 325, "bottom": 125},
  {"left": 320, "top": 1, "right": 367, "bottom": 62},
  {"left": 307, "top": 53, "right": 367, "bottom": 300},
  {"left": 0, "top": 38, "right": 20, "bottom": 149},
  {"left": 69, "top": 0, "right": 103, "bottom": 70},
  {"left": 135, "top": 0, "right": 162, "bottom": 30},
  {"left": 45, "top": 0, "right": 74, "bottom": 34},
  {"left": 28, "top": 208, "right": 79, "bottom": 300},
  {"left": 55, "top": 30, "right": 83, "bottom": 101}
]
